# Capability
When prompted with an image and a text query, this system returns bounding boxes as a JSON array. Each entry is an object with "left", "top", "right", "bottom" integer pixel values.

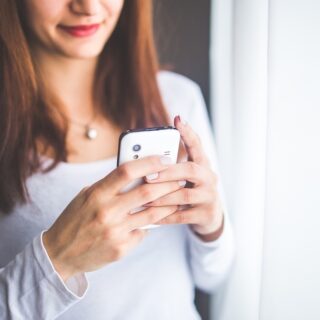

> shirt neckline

[{"left": 40, "top": 154, "right": 117, "bottom": 169}]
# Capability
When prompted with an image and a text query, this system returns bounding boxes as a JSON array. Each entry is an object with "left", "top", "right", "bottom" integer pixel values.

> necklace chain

[
  {"left": 60, "top": 109, "right": 99, "bottom": 140},
  {"left": 68, "top": 112, "right": 96, "bottom": 128}
]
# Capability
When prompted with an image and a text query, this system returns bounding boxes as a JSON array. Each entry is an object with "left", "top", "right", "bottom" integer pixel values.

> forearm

[{"left": 0, "top": 232, "right": 88, "bottom": 319}]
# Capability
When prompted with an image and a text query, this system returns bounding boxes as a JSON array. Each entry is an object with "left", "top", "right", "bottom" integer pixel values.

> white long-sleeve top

[{"left": 0, "top": 71, "right": 234, "bottom": 320}]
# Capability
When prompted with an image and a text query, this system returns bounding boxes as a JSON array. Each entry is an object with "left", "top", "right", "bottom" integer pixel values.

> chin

[
  {"left": 67, "top": 51, "right": 102, "bottom": 60},
  {"left": 62, "top": 44, "right": 106, "bottom": 60}
]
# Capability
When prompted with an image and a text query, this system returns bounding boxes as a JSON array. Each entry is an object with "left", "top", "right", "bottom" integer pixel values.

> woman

[{"left": 0, "top": 1, "right": 234, "bottom": 319}]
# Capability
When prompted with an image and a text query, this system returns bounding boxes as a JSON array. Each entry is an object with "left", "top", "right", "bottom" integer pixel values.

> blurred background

[{"left": 154, "top": 0, "right": 320, "bottom": 319}]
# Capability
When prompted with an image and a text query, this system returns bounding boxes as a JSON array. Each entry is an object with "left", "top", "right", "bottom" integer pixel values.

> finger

[
  {"left": 174, "top": 115, "right": 209, "bottom": 166},
  {"left": 126, "top": 205, "right": 178, "bottom": 231},
  {"left": 156, "top": 206, "right": 202, "bottom": 226},
  {"left": 144, "top": 187, "right": 210, "bottom": 207},
  {"left": 93, "top": 155, "right": 173, "bottom": 196},
  {"left": 115, "top": 181, "right": 184, "bottom": 213},
  {"left": 129, "top": 228, "right": 149, "bottom": 242},
  {"left": 177, "top": 140, "right": 188, "bottom": 163},
  {"left": 145, "top": 161, "right": 208, "bottom": 186},
  {"left": 122, "top": 229, "right": 150, "bottom": 253}
]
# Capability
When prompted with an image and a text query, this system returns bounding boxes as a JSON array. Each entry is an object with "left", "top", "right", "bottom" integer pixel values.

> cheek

[
  {"left": 24, "top": 1, "right": 65, "bottom": 31},
  {"left": 104, "top": 0, "right": 125, "bottom": 19}
]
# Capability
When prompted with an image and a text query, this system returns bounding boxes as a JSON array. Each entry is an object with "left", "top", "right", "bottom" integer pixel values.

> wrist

[
  {"left": 191, "top": 213, "right": 225, "bottom": 242},
  {"left": 42, "top": 231, "right": 75, "bottom": 282}
]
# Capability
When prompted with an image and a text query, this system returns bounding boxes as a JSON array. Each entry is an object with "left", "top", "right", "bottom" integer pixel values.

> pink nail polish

[
  {"left": 175, "top": 115, "right": 187, "bottom": 126},
  {"left": 146, "top": 172, "right": 159, "bottom": 180},
  {"left": 179, "top": 180, "right": 187, "bottom": 187}
]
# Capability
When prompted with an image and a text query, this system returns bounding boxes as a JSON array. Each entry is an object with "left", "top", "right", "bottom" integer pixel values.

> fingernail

[
  {"left": 146, "top": 172, "right": 159, "bottom": 181},
  {"left": 160, "top": 156, "right": 173, "bottom": 165},
  {"left": 179, "top": 180, "right": 187, "bottom": 187}
]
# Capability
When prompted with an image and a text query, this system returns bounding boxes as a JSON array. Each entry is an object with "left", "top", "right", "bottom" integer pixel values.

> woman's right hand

[{"left": 42, "top": 156, "right": 181, "bottom": 282}]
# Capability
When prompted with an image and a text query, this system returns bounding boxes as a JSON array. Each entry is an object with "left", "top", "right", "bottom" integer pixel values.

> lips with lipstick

[{"left": 59, "top": 23, "right": 100, "bottom": 37}]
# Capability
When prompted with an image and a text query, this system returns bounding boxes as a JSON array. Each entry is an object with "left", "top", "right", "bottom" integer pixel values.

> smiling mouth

[{"left": 58, "top": 23, "right": 100, "bottom": 37}]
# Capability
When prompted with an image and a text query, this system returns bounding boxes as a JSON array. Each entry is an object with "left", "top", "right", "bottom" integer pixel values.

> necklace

[{"left": 68, "top": 113, "right": 98, "bottom": 140}]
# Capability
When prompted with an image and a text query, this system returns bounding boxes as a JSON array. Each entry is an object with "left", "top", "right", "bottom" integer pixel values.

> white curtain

[{"left": 209, "top": 0, "right": 320, "bottom": 319}]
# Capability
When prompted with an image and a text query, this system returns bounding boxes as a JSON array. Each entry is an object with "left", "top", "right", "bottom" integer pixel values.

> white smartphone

[{"left": 117, "top": 126, "right": 181, "bottom": 229}]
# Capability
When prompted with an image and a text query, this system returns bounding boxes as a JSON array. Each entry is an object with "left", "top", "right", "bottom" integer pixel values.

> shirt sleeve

[
  {"left": 183, "top": 83, "right": 235, "bottom": 294},
  {"left": 0, "top": 231, "right": 89, "bottom": 319}
]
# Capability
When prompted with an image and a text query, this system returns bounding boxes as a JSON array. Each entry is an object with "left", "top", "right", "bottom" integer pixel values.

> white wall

[{"left": 210, "top": 0, "right": 320, "bottom": 319}]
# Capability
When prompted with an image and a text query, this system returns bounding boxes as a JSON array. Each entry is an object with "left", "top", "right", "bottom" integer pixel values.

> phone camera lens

[{"left": 133, "top": 144, "right": 141, "bottom": 152}]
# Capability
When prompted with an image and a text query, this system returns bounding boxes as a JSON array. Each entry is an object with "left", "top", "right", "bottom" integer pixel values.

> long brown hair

[{"left": 0, "top": 0, "right": 170, "bottom": 213}]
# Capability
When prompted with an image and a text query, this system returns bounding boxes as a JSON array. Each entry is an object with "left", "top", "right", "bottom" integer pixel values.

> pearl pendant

[{"left": 86, "top": 127, "right": 98, "bottom": 140}]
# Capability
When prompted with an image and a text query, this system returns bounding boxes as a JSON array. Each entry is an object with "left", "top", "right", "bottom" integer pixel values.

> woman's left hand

[{"left": 144, "top": 115, "right": 224, "bottom": 242}]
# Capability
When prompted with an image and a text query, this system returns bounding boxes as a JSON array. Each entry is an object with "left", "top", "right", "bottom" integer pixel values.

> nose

[{"left": 70, "top": 0, "right": 100, "bottom": 16}]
